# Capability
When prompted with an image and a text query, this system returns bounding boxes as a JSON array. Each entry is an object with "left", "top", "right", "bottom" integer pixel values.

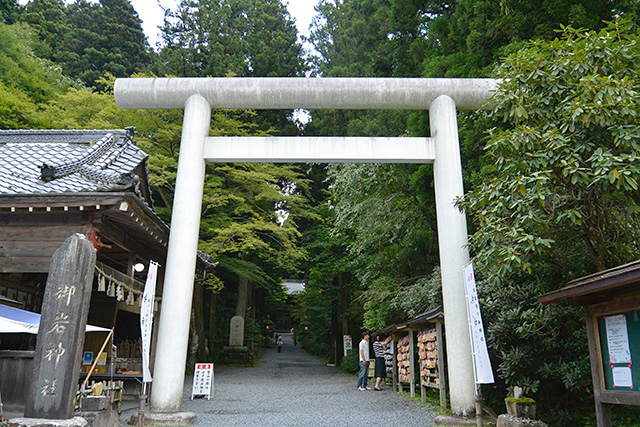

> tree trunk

[
  {"left": 188, "top": 279, "right": 206, "bottom": 367},
  {"left": 208, "top": 290, "right": 217, "bottom": 357},
  {"left": 236, "top": 275, "right": 249, "bottom": 317},
  {"left": 340, "top": 273, "right": 349, "bottom": 335}
]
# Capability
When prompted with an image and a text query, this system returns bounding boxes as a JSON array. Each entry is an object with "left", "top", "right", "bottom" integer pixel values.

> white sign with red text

[{"left": 191, "top": 363, "right": 214, "bottom": 400}]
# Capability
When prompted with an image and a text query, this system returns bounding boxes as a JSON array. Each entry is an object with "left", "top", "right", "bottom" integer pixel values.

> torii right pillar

[{"left": 430, "top": 94, "right": 476, "bottom": 415}]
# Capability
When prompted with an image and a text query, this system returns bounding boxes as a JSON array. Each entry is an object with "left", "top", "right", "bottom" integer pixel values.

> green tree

[
  {"left": 157, "top": 0, "right": 303, "bottom": 78},
  {"left": 0, "top": 21, "right": 71, "bottom": 128},
  {"left": 0, "top": 0, "right": 19, "bottom": 24},
  {"left": 20, "top": 0, "right": 68, "bottom": 60},
  {"left": 21, "top": 0, "right": 150, "bottom": 88},
  {"left": 461, "top": 20, "right": 640, "bottom": 423},
  {"left": 420, "top": 0, "right": 639, "bottom": 78},
  {"left": 157, "top": 0, "right": 304, "bottom": 134},
  {"left": 464, "top": 20, "right": 640, "bottom": 281},
  {"left": 328, "top": 163, "right": 440, "bottom": 331}
]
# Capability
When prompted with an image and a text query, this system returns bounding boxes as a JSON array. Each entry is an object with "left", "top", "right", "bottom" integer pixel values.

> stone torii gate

[{"left": 114, "top": 77, "right": 497, "bottom": 417}]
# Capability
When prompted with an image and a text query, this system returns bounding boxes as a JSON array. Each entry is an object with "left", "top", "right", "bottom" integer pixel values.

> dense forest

[{"left": 2, "top": 0, "right": 640, "bottom": 424}]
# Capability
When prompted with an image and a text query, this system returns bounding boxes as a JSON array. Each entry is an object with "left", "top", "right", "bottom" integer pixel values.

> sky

[{"left": 129, "top": 0, "right": 319, "bottom": 50}]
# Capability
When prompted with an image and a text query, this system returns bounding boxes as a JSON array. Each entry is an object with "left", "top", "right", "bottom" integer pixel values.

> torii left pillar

[{"left": 150, "top": 94, "right": 211, "bottom": 414}]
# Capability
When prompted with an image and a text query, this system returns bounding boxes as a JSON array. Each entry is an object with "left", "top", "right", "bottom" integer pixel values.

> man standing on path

[{"left": 357, "top": 331, "right": 371, "bottom": 390}]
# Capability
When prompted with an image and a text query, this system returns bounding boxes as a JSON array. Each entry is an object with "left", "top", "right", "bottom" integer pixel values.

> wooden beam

[
  {"left": 599, "top": 390, "right": 640, "bottom": 406},
  {"left": 0, "top": 225, "right": 84, "bottom": 241},
  {"left": 0, "top": 241, "right": 62, "bottom": 257},
  {"left": 0, "top": 257, "right": 52, "bottom": 273},
  {"left": 0, "top": 212, "right": 85, "bottom": 226}
]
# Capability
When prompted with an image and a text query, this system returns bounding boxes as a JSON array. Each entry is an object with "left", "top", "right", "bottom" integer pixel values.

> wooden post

[
  {"left": 436, "top": 321, "right": 447, "bottom": 409},
  {"left": 392, "top": 344, "right": 397, "bottom": 392},
  {"left": 475, "top": 388, "right": 483, "bottom": 427},
  {"left": 586, "top": 308, "right": 611, "bottom": 427},
  {"left": 409, "top": 330, "right": 416, "bottom": 398}
]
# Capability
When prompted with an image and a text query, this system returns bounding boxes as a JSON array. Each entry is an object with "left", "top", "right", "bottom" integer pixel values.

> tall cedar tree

[
  {"left": 156, "top": 0, "right": 304, "bottom": 134},
  {"left": 21, "top": 0, "right": 150, "bottom": 88}
]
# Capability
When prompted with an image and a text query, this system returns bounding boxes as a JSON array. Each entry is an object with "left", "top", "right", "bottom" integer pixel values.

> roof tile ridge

[{"left": 40, "top": 133, "right": 116, "bottom": 181}]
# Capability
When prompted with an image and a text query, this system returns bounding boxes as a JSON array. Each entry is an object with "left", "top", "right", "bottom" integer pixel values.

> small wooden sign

[{"left": 191, "top": 363, "right": 214, "bottom": 400}]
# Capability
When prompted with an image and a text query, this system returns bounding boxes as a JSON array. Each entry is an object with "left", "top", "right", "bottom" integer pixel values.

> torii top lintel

[{"left": 114, "top": 77, "right": 498, "bottom": 111}]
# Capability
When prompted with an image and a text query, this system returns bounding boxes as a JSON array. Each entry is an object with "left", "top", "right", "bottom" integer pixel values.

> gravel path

[{"left": 121, "top": 333, "right": 437, "bottom": 426}]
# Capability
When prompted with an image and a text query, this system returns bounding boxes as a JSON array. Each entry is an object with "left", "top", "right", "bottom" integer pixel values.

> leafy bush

[{"left": 340, "top": 349, "right": 359, "bottom": 375}]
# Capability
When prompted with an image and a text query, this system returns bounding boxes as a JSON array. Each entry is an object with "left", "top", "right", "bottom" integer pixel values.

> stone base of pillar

[
  {"left": 129, "top": 411, "right": 197, "bottom": 426},
  {"left": 75, "top": 410, "right": 119, "bottom": 427},
  {"left": 434, "top": 414, "right": 496, "bottom": 426},
  {"left": 496, "top": 414, "right": 548, "bottom": 427},
  {"left": 8, "top": 417, "right": 89, "bottom": 427}
]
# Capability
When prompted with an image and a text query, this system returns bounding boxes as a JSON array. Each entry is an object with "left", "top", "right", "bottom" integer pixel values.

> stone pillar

[
  {"left": 150, "top": 94, "right": 211, "bottom": 412},
  {"left": 24, "top": 233, "right": 96, "bottom": 419},
  {"left": 229, "top": 316, "right": 245, "bottom": 347},
  {"left": 430, "top": 94, "right": 476, "bottom": 415}
]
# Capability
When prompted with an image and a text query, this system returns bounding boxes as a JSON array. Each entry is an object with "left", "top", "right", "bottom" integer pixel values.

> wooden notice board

[{"left": 597, "top": 309, "right": 640, "bottom": 392}]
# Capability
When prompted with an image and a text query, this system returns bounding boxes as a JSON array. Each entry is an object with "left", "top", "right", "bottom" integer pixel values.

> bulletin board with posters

[
  {"left": 539, "top": 260, "right": 640, "bottom": 427},
  {"left": 597, "top": 309, "right": 640, "bottom": 392}
]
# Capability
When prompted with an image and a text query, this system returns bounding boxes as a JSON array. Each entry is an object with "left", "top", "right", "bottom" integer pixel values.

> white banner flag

[
  {"left": 140, "top": 261, "right": 158, "bottom": 383},
  {"left": 463, "top": 262, "right": 494, "bottom": 384}
]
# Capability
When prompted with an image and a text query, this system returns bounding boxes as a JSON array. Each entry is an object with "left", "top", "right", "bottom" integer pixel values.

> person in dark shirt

[{"left": 372, "top": 333, "right": 393, "bottom": 391}]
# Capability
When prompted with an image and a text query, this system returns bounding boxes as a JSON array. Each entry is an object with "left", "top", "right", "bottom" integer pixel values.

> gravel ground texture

[{"left": 120, "top": 333, "right": 437, "bottom": 426}]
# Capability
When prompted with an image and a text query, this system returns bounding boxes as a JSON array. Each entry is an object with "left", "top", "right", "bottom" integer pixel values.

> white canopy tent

[{"left": 0, "top": 304, "right": 111, "bottom": 334}]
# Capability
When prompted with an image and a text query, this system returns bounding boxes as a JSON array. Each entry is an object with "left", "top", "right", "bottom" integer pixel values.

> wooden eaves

[
  {"left": 380, "top": 306, "right": 444, "bottom": 334},
  {"left": 0, "top": 192, "right": 169, "bottom": 273},
  {"left": 538, "top": 260, "right": 640, "bottom": 307}
]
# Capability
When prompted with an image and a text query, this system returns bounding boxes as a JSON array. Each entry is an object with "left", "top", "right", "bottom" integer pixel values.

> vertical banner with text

[
  {"left": 463, "top": 262, "right": 494, "bottom": 384},
  {"left": 140, "top": 261, "right": 159, "bottom": 383}
]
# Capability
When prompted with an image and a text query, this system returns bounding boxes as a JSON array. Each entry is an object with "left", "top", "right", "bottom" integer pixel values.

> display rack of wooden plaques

[
  {"left": 384, "top": 342, "right": 394, "bottom": 376},
  {"left": 397, "top": 335, "right": 411, "bottom": 383},
  {"left": 418, "top": 328, "right": 440, "bottom": 388}
]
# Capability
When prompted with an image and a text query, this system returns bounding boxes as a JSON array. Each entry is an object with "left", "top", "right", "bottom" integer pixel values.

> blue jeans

[{"left": 357, "top": 361, "right": 369, "bottom": 388}]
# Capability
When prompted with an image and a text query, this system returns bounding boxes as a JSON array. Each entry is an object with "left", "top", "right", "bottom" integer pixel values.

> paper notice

[
  {"left": 463, "top": 262, "right": 494, "bottom": 384},
  {"left": 605, "top": 314, "right": 631, "bottom": 364},
  {"left": 612, "top": 366, "right": 633, "bottom": 388}
]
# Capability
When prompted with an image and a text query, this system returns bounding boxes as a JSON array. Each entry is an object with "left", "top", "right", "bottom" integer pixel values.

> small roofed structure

[
  {"left": 379, "top": 307, "right": 446, "bottom": 408},
  {"left": 0, "top": 128, "right": 170, "bottom": 408},
  {"left": 539, "top": 261, "right": 640, "bottom": 427}
]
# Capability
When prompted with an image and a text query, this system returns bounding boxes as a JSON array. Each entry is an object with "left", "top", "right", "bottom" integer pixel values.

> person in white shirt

[{"left": 357, "top": 331, "right": 371, "bottom": 390}]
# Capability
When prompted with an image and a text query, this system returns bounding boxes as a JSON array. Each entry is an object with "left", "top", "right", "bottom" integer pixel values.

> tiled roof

[{"left": 0, "top": 129, "right": 148, "bottom": 195}]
